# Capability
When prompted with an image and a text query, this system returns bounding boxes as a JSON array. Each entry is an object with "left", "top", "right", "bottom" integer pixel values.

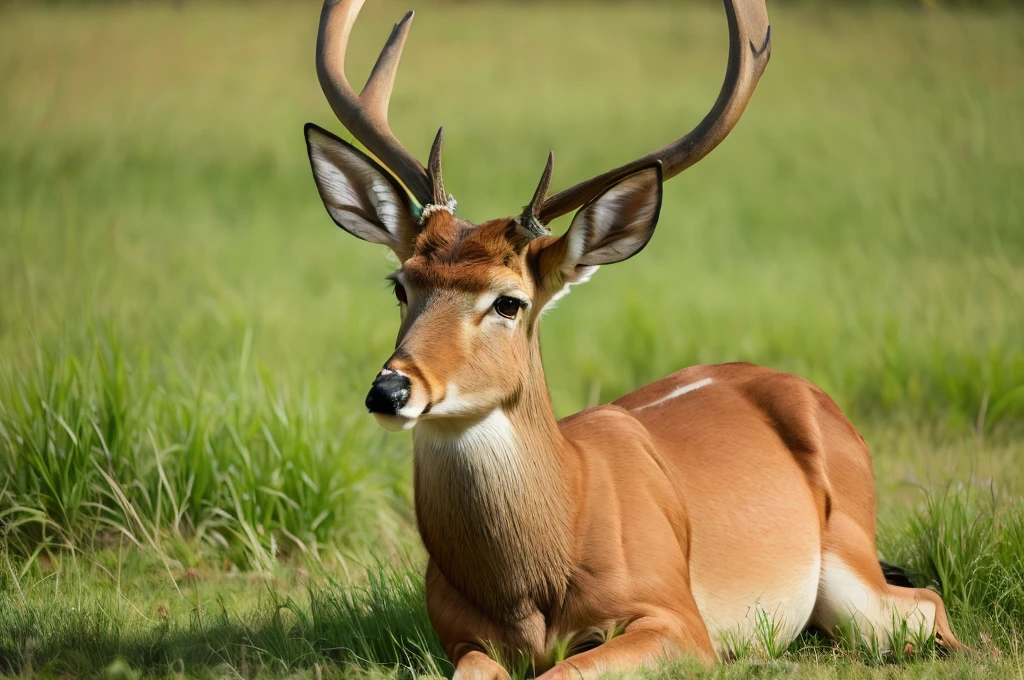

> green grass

[
  {"left": 3, "top": 490, "right": 1023, "bottom": 678},
  {"left": 1, "top": 0, "right": 1023, "bottom": 677}
]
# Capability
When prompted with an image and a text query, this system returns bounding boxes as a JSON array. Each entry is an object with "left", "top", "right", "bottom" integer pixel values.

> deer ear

[
  {"left": 532, "top": 163, "right": 662, "bottom": 307},
  {"left": 305, "top": 123, "right": 420, "bottom": 261}
]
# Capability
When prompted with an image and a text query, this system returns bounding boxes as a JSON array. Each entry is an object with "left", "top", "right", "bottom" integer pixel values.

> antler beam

[
  {"left": 316, "top": 0, "right": 435, "bottom": 206},
  {"left": 536, "top": 0, "right": 771, "bottom": 224}
]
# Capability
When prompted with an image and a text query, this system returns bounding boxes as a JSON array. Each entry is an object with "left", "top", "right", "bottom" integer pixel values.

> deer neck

[{"left": 411, "top": 339, "right": 575, "bottom": 621}]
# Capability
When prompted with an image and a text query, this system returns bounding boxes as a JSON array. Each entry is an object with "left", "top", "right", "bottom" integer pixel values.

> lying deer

[{"left": 302, "top": 0, "right": 963, "bottom": 676}]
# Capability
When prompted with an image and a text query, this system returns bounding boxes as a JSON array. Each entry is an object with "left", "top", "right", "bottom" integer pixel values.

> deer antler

[
  {"left": 316, "top": 0, "right": 442, "bottom": 207},
  {"left": 535, "top": 0, "right": 771, "bottom": 225},
  {"left": 518, "top": 151, "right": 555, "bottom": 238}
]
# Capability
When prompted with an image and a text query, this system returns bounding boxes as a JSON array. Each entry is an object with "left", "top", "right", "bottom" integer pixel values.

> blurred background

[{"left": 0, "top": 0, "right": 1022, "bottom": 675}]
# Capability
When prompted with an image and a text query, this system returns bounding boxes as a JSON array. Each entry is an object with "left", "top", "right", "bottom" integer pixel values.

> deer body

[
  {"left": 301, "top": 0, "right": 963, "bottom": 676},
  {"left": 409, "top": 318, "right": 888, "bottom": 675}
]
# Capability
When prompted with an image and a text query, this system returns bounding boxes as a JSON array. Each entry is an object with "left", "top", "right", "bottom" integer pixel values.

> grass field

[{"left": 1, "top": 0, "right": 1023, "bottom": 677}]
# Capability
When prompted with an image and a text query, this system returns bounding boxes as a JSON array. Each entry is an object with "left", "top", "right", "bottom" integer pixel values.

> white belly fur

[{"left": 692, "top": 554, "right": 821, "bottom": 657}]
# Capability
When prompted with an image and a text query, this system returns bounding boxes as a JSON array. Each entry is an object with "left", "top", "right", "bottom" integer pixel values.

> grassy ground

[{"left": 1, "top": 0, "right": 1023, "bottom": 677}]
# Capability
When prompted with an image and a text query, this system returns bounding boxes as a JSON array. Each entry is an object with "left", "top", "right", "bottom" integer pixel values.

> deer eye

[
  {"left": 493, "top": 296, "right": 523, "bottom": 320},
  {"left": 393, "top": 282, "right": 408, "bottom": 304}
]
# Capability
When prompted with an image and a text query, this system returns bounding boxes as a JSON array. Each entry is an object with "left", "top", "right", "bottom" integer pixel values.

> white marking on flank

[{"left": 635, "top": 377, "right": 714, "bottom": 411}]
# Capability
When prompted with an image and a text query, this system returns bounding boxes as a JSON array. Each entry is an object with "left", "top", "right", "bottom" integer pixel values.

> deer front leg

[
  {"left": 452, "top": 647, "right": 510, "bottom": 680},
  {"left": 537, "top": 612, "right": 715, "bottom": 680},
  {"left": 427, "top": 561, "right": 523, "bottom": 680}
]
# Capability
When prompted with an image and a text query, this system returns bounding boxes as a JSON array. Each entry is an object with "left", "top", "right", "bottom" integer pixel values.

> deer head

[{"left": 304, "top": 0, "right": 771, "bottom": 433}]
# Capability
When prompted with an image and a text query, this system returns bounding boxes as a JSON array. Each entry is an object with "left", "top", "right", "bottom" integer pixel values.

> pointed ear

[
  {"left": 304, "top": 123, "right": 421, "bottom": 261},
  {"left": 531, "top": 163, "right": 662, "bottom": 308}
]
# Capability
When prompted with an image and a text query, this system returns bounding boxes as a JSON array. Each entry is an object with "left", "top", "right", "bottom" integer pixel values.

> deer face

[
  {"left": 378, "top": 216, "right": 536, "bottom": 430},
  {"left": 306, "top": 125, "right": 662, "bottom": 431}
]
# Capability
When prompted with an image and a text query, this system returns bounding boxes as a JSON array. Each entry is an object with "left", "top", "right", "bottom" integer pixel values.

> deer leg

[
  {"left": 813, "top": 512, "right": 965, "bottom": 654},
  {"left": 452, "top": 648, "right": 511, "bottom": 680},
  {"left": 537, "top": 613, "right": 715, "bottom": 680},
  {"left": 428, "top": 561, "right": 542, "bottom": 680}
]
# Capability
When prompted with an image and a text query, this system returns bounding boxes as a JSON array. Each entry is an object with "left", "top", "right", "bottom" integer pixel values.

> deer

[{"left": 301, "top": 0, "right": 964, "bottom": 677}]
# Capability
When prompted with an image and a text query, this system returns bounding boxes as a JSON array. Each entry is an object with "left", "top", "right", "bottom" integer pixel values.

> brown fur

[
  {"left": 404, "top": 216, "right": 526, "bottom": 293},
  {"left": 304, "top": 3, "right": 961, "bottom": 671},
  {"left": 370, "top": 219, "right": 964, "bottom": 680}
]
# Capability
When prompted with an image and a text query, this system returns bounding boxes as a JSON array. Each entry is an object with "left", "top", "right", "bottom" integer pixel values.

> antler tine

[
  {"left": 361, "top": 10, "right": 413, "bottom": 118},
  {"left": 316, "top": 0, "right": 433, "bottom": 205},
  {"left": 427, "top": 127, "right": 447, "bottom": 206},
  {"left": 527, "top": 151, "right": 555, "bottom": 215},
  {"left": 518, "top": 151, "right": 555, "bottom": 238},
  {"left": 537, "top": 0, "right": 771, "bottom": 224}
]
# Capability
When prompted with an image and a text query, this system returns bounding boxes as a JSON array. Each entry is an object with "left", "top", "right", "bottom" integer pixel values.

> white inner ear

[
  {"left": 565, "top": 170, "right": 660, "bottom": 268},
  {"left": 540, "top": 168, "right": 659, "bottom": 313},
  {"left": 307, "top": 129, "right": 417, "bottom": 258},
  {"left": 369, "top": 177, "right": 401, "bottom": 231}
]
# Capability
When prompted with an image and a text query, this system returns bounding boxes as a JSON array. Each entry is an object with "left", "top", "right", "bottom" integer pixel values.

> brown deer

[{"left": 302, "top": 0, "right": 963, "bottom": 677}]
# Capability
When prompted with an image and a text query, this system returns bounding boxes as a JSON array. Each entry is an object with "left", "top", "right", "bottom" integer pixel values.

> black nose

[{"left": 365, "top": 371, "right": 411, "bottom": 415}]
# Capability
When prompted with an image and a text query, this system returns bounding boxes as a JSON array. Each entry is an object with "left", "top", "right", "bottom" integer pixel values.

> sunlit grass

[
  {"left": 0, "top": 329, "right": 410, "bottom": 570},
  {"left": 2, "top": 492, "right": 1022, "bottom": 677},
  {"left": 1, "top": 0, "right": 1022, "bottom": 677}
]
